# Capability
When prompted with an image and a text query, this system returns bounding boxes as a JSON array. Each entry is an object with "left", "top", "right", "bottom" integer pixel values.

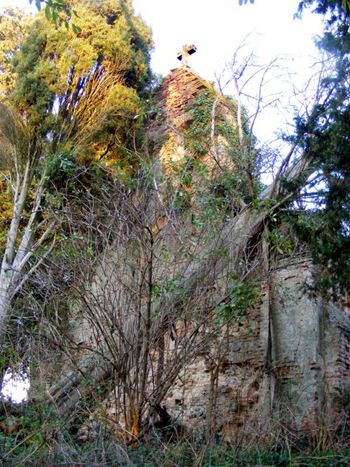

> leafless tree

[{"left": 0, "top": 105, "right": 56, "bottom": 348}]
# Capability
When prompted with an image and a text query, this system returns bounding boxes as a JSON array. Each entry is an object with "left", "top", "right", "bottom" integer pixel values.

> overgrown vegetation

[
  {"left": 0, "top": 0, "right": 349, "bottom": 464},
  {"left": 1, "top": 395, "right": 349, "bottom": 466},
  {"left": 290, "top": 0, "right": 350, "bottom": 296}
]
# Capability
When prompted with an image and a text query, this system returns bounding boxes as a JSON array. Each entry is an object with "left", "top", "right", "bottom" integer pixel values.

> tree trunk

[
  {"left": 0, "top": 166, "right": 53, "bottom": 346},
  {"left": 0, "top": 272, "right": 15, "bottom": 346}
]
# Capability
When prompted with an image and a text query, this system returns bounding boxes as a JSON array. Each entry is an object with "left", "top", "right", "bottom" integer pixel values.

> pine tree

[{"left": 290, "top": 0, "right": 350, "bottom": 294}]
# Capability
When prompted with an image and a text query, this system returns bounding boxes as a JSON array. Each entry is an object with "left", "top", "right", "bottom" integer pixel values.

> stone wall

[
  {"left": 151, "top": 65, "right": 235, "bottom": 171},
  {"left": 42, "top": 64, "right": 350, "bottom": 437},
  {"left": 162, "top": 256, "right": 350, "bottom": 432}
]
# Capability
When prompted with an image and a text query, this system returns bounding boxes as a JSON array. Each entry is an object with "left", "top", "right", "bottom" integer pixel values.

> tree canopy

[
  {"left": 10, "top": 0, "right": 152, "bottom": 161},
  {"left": 0, "top": 0, "right": 153, "bottom": 349},
  {"left": 289, "top": 0, "right": 350, "bottom": 294}
]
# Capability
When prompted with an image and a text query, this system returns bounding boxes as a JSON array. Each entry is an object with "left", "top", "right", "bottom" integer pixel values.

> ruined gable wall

[
  {"left": 152, "top": 66, "right": 235, "bottom": 171},
  {"left": 149, "top": 67, "right": 350, "bottom": 432}
]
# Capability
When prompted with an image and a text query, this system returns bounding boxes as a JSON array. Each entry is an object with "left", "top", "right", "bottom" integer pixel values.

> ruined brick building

[
  {"left": 146, "top": 50, "right": 350, "bottom": 432},
  {"left": 43, "top": 47, "right": 349, "bottom": 439}
]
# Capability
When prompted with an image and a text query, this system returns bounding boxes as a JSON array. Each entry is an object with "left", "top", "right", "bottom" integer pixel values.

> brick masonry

[
  {"left": 153, "top": 65, "right": 350, "bottom": 431},
  {"left": 162, "top": 256, "right": 350, "bottom": 431}
]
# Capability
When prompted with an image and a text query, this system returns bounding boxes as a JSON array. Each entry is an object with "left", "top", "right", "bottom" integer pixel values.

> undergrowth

[
  {"left": 1, "top": 421, "right": 349, "bottom": 466},
  {"left": 1, "top": 398, "right": 349, "bottom": 466}
]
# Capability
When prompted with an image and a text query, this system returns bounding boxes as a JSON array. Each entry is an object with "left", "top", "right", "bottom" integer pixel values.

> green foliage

[
  {"left": 332, "top": 388, "right": 350, "bottom": 414},
  {"left": 0, "top": 399, "right": 59, "bottom": 464},
  {"left": 289, "top": 0, "right": 350, "bottom": 296},
  {"left": 32, "top": 0, "right": 81, "bottom": 32},
  {"left": 185, "top": 90, "right": 214, "bottom": 156},
  {"left": 184, "top": 90, "right": 259, "bottom": 206},
  {"left": 163, "top": 88, "right": 258, "bottom": 239},
  {"left": 1, "top": 416, "right": 349, "bottom": 467},
  {"left": 0, "top": 398, "right": 134, "bottom": 466},
  {"left": 287, "top": 211, "right": 349, "bottom": 296},
  {"left": 298, "top": 0, "right": 350, "bottom": 19},
  {"left": 129, "top": 437, "right": 350, "bottom": 467},
  {"left": 0, "top": 8, "right": 28, "bottom": 100},
  {"left": 262, "top": 217, "right": 296, "bottom": 257},
  {"left": 8, "top": 0, "right": 152, "bottom": 161},
  {"left": 215, "top": 280, "right": 259, "bottom": 323}
]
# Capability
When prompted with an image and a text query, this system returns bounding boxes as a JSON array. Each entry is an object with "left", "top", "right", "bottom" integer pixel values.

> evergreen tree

[
  {"left": 12, "top": 0, "right": 152, "bottom": 161},
  {"left": 0, "top": 0, "right": 152, "bottom": 346},
  {"left": 0, "top": 8, "right": 28, "bottom": 100},
  {"left": 289, "top": 0, "right": 350, "bottom": 295}
]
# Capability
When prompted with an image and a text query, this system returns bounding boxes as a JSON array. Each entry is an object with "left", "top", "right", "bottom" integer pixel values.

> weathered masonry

[
  {"left": 43, "top": 50, "right": 349, "bottom": 438},
  {"left": 151, "top": 55, "right": 350, "bottom": 432},
  {"left": 162, "top": 257, "right": 350, "bottom": 431}
]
